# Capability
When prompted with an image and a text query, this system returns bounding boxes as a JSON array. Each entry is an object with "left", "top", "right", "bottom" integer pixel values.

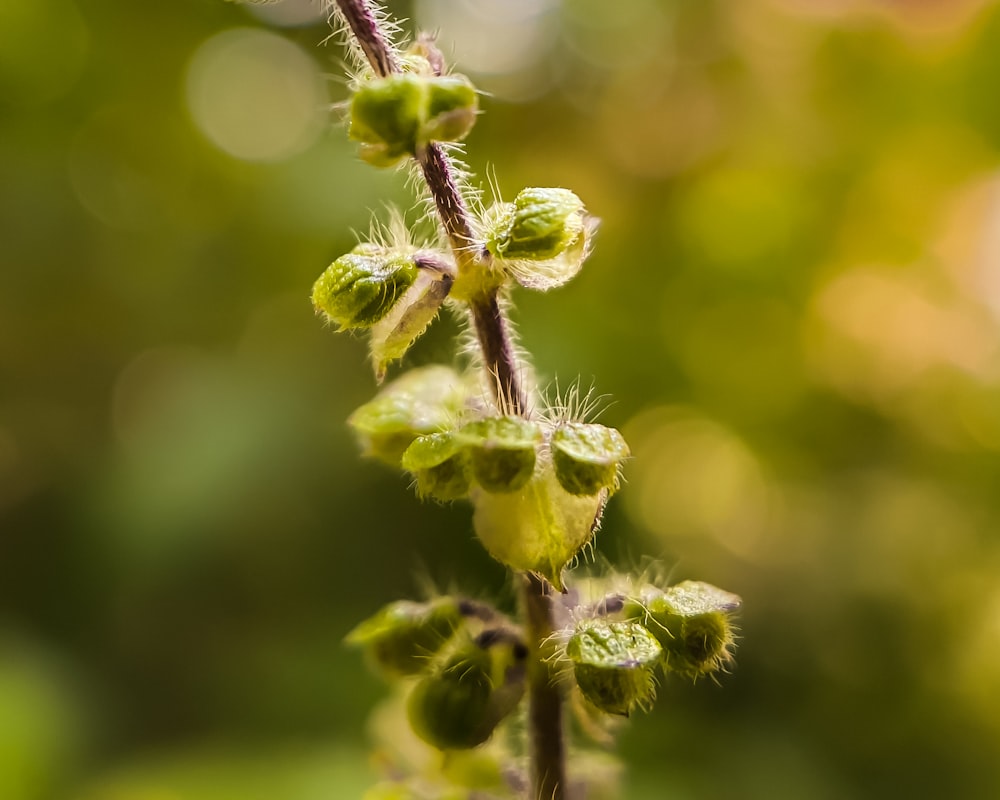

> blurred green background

[{"left": 4, "top": 0, "right": 1000, "bottom": 797}]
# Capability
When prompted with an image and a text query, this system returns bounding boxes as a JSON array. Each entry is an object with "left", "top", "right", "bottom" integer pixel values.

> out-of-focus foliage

[{"left": 3, "top": 0, "right": 1000, "bottom": 797}]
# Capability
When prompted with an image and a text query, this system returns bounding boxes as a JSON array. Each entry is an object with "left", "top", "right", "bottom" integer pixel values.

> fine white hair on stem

[{"left": 324, "top": 0, "right": 408, "bottom": 76}]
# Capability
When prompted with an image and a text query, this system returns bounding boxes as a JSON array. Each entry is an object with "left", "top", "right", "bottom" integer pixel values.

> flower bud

[
  {"left": 349, "top": 73, "right": 478, "bottom": 168},
  {"left": 345, "top": 597, "right": 463, "bottom": 678},
  {"left": 407, "top": 634, "right": 526, "bottom": 750},
  {"left": 312, "top": 252, "right": 418, "bottom": 330},
  {"left": 460, "top": 416, "right": 541, "bottom": 493},
  {"left": 625, "top": 581, "right": 741, "bottom": 679},
  {"left": 486, "top": 188, "right": 585, "bottom": 261},
  {"left": 348, "top": 365, "right": 470, "bottom": 466},
  {"left": 423, "top": 75, "right": 478, "bottom": 144},
  {"left": 551, "top": 423, "right": 629, "bottom": 496},
  {"left": 349, "top": 74, "right": 425, "bottom": 167},
  {"left": 402, "top": 431, "right": 471, "bottom": 502},
  {"left": 567, "top": 621, "right": 662, "bottom": 716}
]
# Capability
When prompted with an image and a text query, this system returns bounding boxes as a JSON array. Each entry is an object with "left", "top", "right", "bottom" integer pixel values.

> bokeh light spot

[
  {"left": 623, "top": 406, "right": 775, "bottom": 560},
  {"left": 415, "top": 0, "right": 559, "bottom": 100},
  {"left": 185, "top": 28, "right": 325, "bottom": 162}
]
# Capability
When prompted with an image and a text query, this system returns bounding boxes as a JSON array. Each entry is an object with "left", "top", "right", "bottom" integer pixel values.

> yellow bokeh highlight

[{"left": 185, "top": 28, "right": 325, "bottom": 162}]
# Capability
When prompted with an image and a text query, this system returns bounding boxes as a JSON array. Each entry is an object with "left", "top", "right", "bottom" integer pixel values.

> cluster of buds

[
  {"left": 346, "top": 596, "right": 527, "bottom": 751},
  {"left": 346, "top": 367, "right": 631, "bottom": 588},
  {"left": 345, "top": 579, "right": 741, "bottom": 751},
  {"left": 564, "top": 581, "right": 741, "bottom": 716},
  {"left": 348, "top": 49, "right": 478, "bottom": 167}
]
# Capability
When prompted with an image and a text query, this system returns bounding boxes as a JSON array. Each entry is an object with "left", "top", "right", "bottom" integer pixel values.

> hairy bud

[
  {"left": 460, "top": 416, "right": 542, "bottom": 493},
  {"left": 551, "top": 422, "right": 629, "bottom": 496},
  {"left": 311, "top": 251, "right": 418, "bottom": 330},
  {"left": 626, "top": 581, "right": 741, "bottom": 679},
  {"left": 345, "top": 597, "right": 463, "bottom": 678},
  {"left": 486, "top": 188, "right": 585, "bottom": 261},
  {"left": 402, "top": 431, "right": 472, "bottom": 502},
  {"left": 349, "top": 73, "right": 478, "bottom": 168},
  {"left": 407, "top": 634, "right": 526, "bottom": 750},
  {"left": 567, "top": 621, "right": 662, "bottom": 716}
]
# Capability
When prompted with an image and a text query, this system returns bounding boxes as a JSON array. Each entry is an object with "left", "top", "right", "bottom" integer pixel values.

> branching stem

[{"left": 334, "top": 2, "right": 565, "bottom": 797}]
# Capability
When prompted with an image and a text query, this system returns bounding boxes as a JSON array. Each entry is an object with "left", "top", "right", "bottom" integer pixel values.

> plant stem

[
  {"left": 521, "top": 574, "right": 568, "bottom": 800},
  {"left": 334, "top": 3, "right": 566, "bottom": 796}
]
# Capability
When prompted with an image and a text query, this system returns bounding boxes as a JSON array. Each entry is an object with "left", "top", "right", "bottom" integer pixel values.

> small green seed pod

[
  {"left": 625, "top": 581, "right": 741, "bottom": 679},
  {"left": 567, "top": 621, "right": 662, "bottom": 716},
  {"left": 345, "top": 597, "right": 463, "bottom": 678},
  {"left": 423, "top": 75, "right": 478, "bottom": 144},
  {"left": 349, "top": 74, "right": 426, "bottom": 167},
  {"left": 551, "top": 422, "right": 630, "bottom": 496},
  {"left": 349, "top": 73, "right": 478, "bottom": 168},
  {"left": 486, "top": 187, "right": 585, "bottom": 261},
  {"left": 460, "top": 416, "right": 542, "bottom": 493},
  {"left": 402, "top": 431, "right": 472, "bottom": 502},
  {"left": 407, "top": 634, "right": 526, "bottom": 750},
  {"left": 311, "top": 252, "right": 418, "bottom": 330},
  {"left": 348, "top": 365, "right": 470, "bottom": 466}
]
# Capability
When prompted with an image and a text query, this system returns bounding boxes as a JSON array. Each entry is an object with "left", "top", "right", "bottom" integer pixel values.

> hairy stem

[
  {"left": 521, "top": 574, "right": 568, "bottom": 800},
  {"left": 334, "top": 3, "right": 564, "bottom": 797},
  {"left": 334, "top": 0, "right": 399, "bottom": 77}
]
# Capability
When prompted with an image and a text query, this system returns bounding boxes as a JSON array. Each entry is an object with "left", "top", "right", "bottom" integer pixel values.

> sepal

[
  {"left": 402, "top": 431, "right": 472, "bottom": 502},
  {"left": 347, "top": 365, "right": 471, "bottom": 466},
  {"left": 551, "top": 423, "right": 629, "bottom": 496},
  {"left": 625, "top": 581, "right": 740, "bottom": 679},
  {"left": 567, "top": 621, "right": 661, "bottom": 716},
  {"left": 345, "top": 597, "right": 463, "bottom": 678}
]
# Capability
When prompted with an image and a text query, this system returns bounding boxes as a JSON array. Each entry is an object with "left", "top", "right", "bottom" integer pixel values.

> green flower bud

[
  {"left": 402, "top": 431, "right": 471, "bottom": 502},
  {"left": 345, "top": 597, "right": 463, "bottom": 678},
  {"left": 348, "top": 365, "right": 470, "bottom": 466},
  {"left": 423, "top": 75, "right": 478, "bottom": 143},
  {"left": 625, "top": 581, "right": 741, "bottom": 679},
  {"left": 349, "top": 74, "right": 425, "bottom": 167},
  {"left": 486, "top": 188, "right": 585, "bottom": 261},
  {"left": 407, "top": 634, "right": 526, "bottom": 750},
  {"left": 312, "top": 252, "right": 418, "bottom": 330},
  {"left": 471, "top": 467, "right": 605, "bottom": 590},
  {"left": 551, "top": 422, "right": 629, "bottom": 496},
  {"left": 567, "top": 621, "right": 662, "bottom": 716},
  {"left": 460, "top": 416, "right": 541, "bottom": 493},
  {"left": 349, "top": 73, "right": 478, "bottom": 168}
]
